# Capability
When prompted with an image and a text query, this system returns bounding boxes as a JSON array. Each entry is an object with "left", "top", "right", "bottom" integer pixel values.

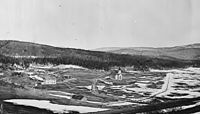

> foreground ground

[{"left": 0, "top": 64, "right": 200, "bottom": 113}]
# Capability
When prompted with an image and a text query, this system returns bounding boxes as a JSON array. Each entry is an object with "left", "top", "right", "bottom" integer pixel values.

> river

[
  {"left": 0, "top": 100, "right": 55, "bottom": 114},
  {"left": 1, "top": 99, "right": 108, "bottom": 114}
]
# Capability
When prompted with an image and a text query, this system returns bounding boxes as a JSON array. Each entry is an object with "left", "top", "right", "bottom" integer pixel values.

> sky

[{"left": 0, "top": 0, "right": 200, "bottom": 49}]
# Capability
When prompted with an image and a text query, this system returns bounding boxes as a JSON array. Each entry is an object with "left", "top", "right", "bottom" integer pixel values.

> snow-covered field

[
  {"left": 54, "top": 64, "right": 86, "bottom": 69},
  {"left": 30, "top": 64, "right": 86, "bottom": 69},
  {"left": 156, "top": 73, "right": 200, "bottom": 99},
  {"left": 29, "top": 75, "right": 44, "bottom": 81},
  {"left": 105, "top": 76, "right": 164, "bottom": 100},
  {"left": 4, "top": 99, "right": 109, "bottom": 113},
  {"left": 150, "top": 67, "right": 200, "bottom": 74},
  {"left": 106, "top": 101, "right": 137, "bottom": 106},
  {"left": 102, "top": 67, "right": 200, "bottom": 101},
  {"left": 152, "top": 67, "right": 200, "bottom": 99},
  {"left": 49, "top": 94, "right": 71, "bottom": 99}
]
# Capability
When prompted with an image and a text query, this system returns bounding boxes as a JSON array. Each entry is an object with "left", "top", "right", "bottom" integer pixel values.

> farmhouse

[
  {"left": 63, "top": 75, "right": 72, "bottom": 79},
  {"left": 41, "top": 76, "right": 56, "bottom": 85},
  {"left": 109, "top": 68, "right": 123, "bottom": 80}
]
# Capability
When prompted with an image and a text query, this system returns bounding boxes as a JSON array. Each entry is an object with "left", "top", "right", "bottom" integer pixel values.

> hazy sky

[{"left": 0, "top": 0, "right": 200, "bottom": 49}]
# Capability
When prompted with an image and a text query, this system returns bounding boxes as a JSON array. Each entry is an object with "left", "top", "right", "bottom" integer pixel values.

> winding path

[{"left": 151, "top": 73, "right": 172, "bottom": 97}]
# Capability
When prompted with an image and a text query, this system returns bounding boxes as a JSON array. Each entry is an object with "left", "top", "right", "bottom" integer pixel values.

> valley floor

[{"left": 1, "top": 64, "right": 200, "bottom": 113}]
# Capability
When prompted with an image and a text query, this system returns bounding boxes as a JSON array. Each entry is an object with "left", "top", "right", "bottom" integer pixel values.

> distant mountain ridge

[{"left": 94, "top": 43, "right": 200, "bottom": 60}]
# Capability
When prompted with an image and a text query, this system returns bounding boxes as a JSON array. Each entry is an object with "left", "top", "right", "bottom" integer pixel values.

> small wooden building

[
  {"left": 41, "top": 76, "right": 56, "bottom": 85},
  {"left": 64, "top": 75, "right": 72, "bottom": 79}
]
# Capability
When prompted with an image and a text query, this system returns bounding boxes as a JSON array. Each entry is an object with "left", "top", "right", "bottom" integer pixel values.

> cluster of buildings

[
  {"left": 29, "top": 73, "right": 73, "bottom": 86},
  {"left": 12, "top": 65, "right": 74, "bottom": 86}
]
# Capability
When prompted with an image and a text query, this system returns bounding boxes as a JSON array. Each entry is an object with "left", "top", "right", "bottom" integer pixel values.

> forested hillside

[{"left": 0, "top": 40, "right": 199, "bottom": 70}]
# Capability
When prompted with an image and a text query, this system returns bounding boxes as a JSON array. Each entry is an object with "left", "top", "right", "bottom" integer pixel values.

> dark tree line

[{"left": 0, "top": 54, "right": 199, "bottom": 71}]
